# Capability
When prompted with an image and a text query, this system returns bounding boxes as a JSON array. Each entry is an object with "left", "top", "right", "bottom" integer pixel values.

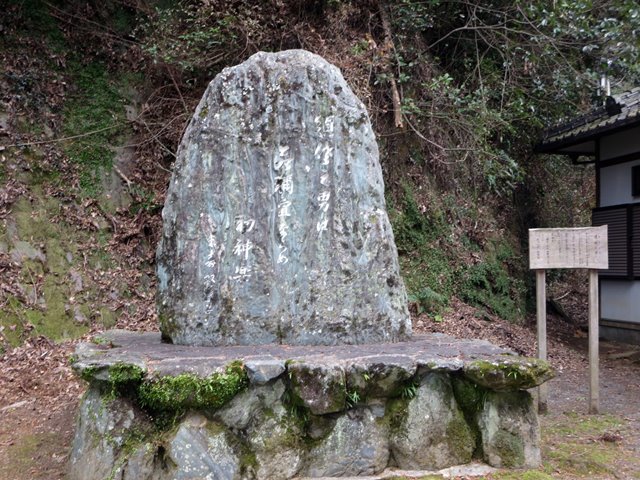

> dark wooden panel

[
  {"left": 593, "top": 207, "right": 629, "bottom": 277},
  {"left": 633, "top": 205, "right": 640, "bottom": 276}
]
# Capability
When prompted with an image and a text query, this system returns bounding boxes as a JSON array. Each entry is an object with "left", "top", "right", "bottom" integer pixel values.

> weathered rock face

[
  {"left": 157, "top": 49, "right": 411, "bottom": 346},
  {"left": 302, "top": 407, "right": 390, "bottom": 477},
  {"left": 476, "top": 390, "right": 541, "bottom": 468},
  {"left": 389, "top": 373, "right": 475, "bottom": 470},
  {"left": 69, "top": 331, "right": 554, "bottom": 480}
]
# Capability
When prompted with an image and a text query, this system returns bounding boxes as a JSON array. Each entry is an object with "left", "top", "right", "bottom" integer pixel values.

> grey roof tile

[{"left": 537, "top": 88, "right": 640, "bottom": 152}]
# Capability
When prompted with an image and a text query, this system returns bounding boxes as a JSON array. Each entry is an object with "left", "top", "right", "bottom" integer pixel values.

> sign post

[{"left": 529, "top": 226, "right": 608, "bottom": 414}]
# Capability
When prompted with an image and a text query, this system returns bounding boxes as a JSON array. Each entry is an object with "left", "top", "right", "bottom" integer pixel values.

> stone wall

[{"left": 69, "top": 331, "right": 553, "bottom": 479}]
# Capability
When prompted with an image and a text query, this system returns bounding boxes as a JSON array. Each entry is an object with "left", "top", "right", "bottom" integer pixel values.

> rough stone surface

[
  {"left": 116, "top": 444, "right": 157, "bottom": 480},
  {"left": 463, "top": 357, "right": 555, "bottom": 391},
  {"left": 289, "top": 361, "right": 346, "bottom": 414},
  {"left": 70, "top": 331, "right": 550, "bottom": 479},
  {"left": 156, "top": 49, "right": 411, "bottom": 346},
  {"left": 303, "top": 407, "right": 389, "bottom": 477},
  {"left": 244, "top": 358, "right": 286, "bottom": 385},
  {"left": 476, "top": 390, "right": 541, "bottom": 468},
  {"left": 247, "top": 405, "right": 305, "bottom": 479},
  {"left": 163, "top": 414, "right": 242, "bottom": 480},
  {"left": 389, "top": 373, "right": 475, "bottom": 470},
  {"left": 213, "top": 379, "right": 286, "bottom": 430},
  {"left": 68, "top": 388, "right": 153, "bottom": 480},
  {"left": 346, "top": 357, "right": 415, "bottom": 399}
]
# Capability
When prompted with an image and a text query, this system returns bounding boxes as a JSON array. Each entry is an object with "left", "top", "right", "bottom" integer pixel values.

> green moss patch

[
  {"left": 458, "top": 240, "right": 526, "bottom": 322},
  {"left": 62, "top": 61, "right": 133, "bottom": 198},
  {"left": 463, "top": 357, "right": 554, "bottom": 391},
  {"left": 138, "top": 362, "right": 248, "bottom": 412},
  {"left": 445, "top": 413, "right": 475, "bottom": 461},
  {"left": 0, "top": 187, "right": 125, "bottom": 347},
  {"left": 493, "top": 430, "right": 525, "bottom": 468}
]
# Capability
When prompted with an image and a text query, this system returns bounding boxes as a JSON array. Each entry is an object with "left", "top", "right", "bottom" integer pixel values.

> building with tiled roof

[{"left": 536, "top": 88, "right": 640, "bottom": 344}]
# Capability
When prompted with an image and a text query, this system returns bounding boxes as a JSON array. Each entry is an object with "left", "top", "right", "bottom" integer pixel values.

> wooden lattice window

[{"left": 592, "top": 206, "right": 631, "bottom": 278}]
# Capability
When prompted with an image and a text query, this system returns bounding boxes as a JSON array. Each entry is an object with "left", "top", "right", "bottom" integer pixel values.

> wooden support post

[
  {"left": 536, "top": 269, "right": 548, "bottom": 413},
  {"left": 588, "top": 269, "right": 599, "bottom": 414}
]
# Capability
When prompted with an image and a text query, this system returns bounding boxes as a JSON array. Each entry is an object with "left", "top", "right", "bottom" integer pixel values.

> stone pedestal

[
  {"left": 70, "top": 51, "right": 554, "bottom": 480},
  {"left": 69, "top": 331, "right": 553, "bottom": 480}
]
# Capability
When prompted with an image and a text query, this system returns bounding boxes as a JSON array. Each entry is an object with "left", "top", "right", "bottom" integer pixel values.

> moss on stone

[
  {"left": 239, "top": 449, "right": 258, "bottom": 473},
  {"left": 494, "top": 430, "right": 525, "bottom": 468},
  {"left": 138, "top": 362, "right": 248, "bottom": 413},
  {"left": 287, "top": 363, "right": 346, "bottom": 414},
  {"left": 445, "top": 413, "right": 475, "bottom": 462},
  {"left": 451, "top": 376, "right": 486, "bottom": 458},
  {"left": 80, "top": 365, "right": 101, "bottom": 383},
  {"left": 109, "top": 363, "right": 145, "bottom": 388},
  {"left": 452, "top": 375, "right": 489, "bottom": 413},
  {"left": 158, "top": 312, "right": 179, "bottom": 343},
  {"left": 79, "top": 362, "right": 145, "bottom": 401},
  {"left": 463, "top": 357, "right": 554, "bottom": 391},
  {"left": 262, "top": 416, "right": 304, "bottom": 452},
  {"left": 384, "top": 396, "right": 410, "bottom": 433},
  {"left": 281, "top": 384, "right": 312, "bottom": 432},
  {"left": 0, "top": 296, "right": 27, "bottom": 346}
]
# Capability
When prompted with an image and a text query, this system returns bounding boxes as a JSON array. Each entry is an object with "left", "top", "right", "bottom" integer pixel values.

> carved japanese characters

[{"left": 157, "top": 50, "right": 411, "bottom": 346}]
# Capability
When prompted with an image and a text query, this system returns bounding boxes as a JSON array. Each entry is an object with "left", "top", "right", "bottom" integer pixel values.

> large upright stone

[{"left": 157, "top": 50, "right": 411, "bottom": 346}]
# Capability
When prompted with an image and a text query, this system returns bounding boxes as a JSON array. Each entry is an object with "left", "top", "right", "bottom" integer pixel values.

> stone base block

[{"left": 69, "top": 331, "right": 554, "bottom": 479}]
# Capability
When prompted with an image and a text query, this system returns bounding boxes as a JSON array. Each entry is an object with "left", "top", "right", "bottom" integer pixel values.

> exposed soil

[{"left": 1, "top": 306, "right": 639, "bottom": 480}]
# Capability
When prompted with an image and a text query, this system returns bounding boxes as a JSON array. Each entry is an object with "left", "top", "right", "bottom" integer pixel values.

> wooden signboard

[
  {"left": 529, "top": 227, "right": 608, "bottom": 270},
  {"left": 529, "top": 226, "right": 608, "bottom": 414}
]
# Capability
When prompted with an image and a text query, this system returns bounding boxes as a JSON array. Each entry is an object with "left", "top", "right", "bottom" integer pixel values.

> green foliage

[
  {"left": 400, "top": 379, "right": 420, "bottom": 400},
  {"left": 8, "top": 0, "right": 66, "bottom": 50},
  {"left": 407, "top": 287, "right": 445, "bottom": 315},
  {"left": 345, "top": 389, "right": 361, "bottom": 407},
  {"left": 459, "top": 241, "right": 526, "bottom": 321},
  {"left": 108, "top": 363, "right": 145, "bottom": 391},
  {"left": 281, "top": 386, "right": 311, "bottom": 428},
  {"left": 390, "top": 182, "right": 456, "bottom": 305},
  {"left": 385, "top": 0, "right": 640, "bottom": 211},
  {"left": 62, "top": 61, "right": 130, "bottom": 197},
  {"left": 138, "top": 2, "right": 245, "bottom": 76},
  {"left": 452, "top": 376, "right": 488, "bottom": 414},
  {"left": 138, "top": 362, "right": 248, "bottom": 412},
  {"left": 80, "top": 363, "right": 145, "bottom": 400},
  {"left": 391, "top": 180, "right": 526, "bottom": 321}
]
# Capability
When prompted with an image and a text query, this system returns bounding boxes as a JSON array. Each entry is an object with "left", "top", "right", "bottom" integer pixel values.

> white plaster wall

[
  {"left": 599, "top": 159, "right": 640, "bottom": 207},
  {"left": 600, "top": 125, "right": 640, "bottom": 160},
  {"left": 601, "top": 280, "right": 640, "bottom": 324}
]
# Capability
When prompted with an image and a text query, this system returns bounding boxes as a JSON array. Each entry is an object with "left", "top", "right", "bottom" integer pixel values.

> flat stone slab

[
  {"left": 296, "top": 463, "right": 497, "bottom": 479},
  {"left": 73, "top": 330, "right": 552, "bottom": 391}
]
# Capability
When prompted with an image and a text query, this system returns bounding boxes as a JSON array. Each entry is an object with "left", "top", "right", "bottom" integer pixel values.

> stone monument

[
  {"left": 156, "top": 49, "right": 411, "bottom": 346},
  {"left": 69, "top": 51, "right": 554, "bottom": 480}
]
